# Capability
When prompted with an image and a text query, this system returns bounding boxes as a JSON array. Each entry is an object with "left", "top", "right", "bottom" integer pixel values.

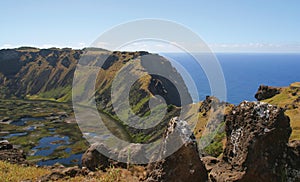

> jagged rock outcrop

[
  {"left": 0, "top": 140, "right": 27, "bottom": 164},
  {"left": 204, "top": 101, "right": 300, "bottom": 182},
  {"left": 145, "top": 117, "right": 208, "bottom": 182},
  {"left": 255, "top": 85, "right": 281, "bottom": 101}
]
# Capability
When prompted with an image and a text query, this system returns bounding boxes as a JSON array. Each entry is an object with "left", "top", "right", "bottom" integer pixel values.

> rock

[
  {"left": 40, "top": 171, "right": 65, "bottom": 181},
  {"left": 0, "top": 140, "right": 13, "bottom": 150},
  {"left": 286, "top": 140, "right": 300, "bottom": 182},
  {"left": 81, "top": 143, "right": 112, "bottom": 171},
  {"left": 0, "top": 140, "right": 26, "bottom": 164},
  {"left": 201, "top": 156, "right": 220, "bottom": 172},
  {"left": 199, "top": 96, "right": 223, "bottom": 113},
  {"left": 40, "top": 166, "right": 84, "bottom": 181},
  {"left": 255, "top": 85, "right": 281, "bottom": 101},
  {"left": 62, "top": 166, "right": 81, "bottom": 177},
  {"left": 145, "top": 117, "right": 208, "bottom": 182},
  {"left": 207, "top": 101, "right": 298, "bottom": 182},
  {"left": 209, "top": 162, "right": 245, "bottom": 182}
]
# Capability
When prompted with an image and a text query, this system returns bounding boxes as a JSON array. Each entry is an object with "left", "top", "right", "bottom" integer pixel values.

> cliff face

[
  {"left": 0, "top": 47, "right": 191, "bottom": 104},
  {"left": 0, "top": 47, "right": 81, "bottom": 100}
]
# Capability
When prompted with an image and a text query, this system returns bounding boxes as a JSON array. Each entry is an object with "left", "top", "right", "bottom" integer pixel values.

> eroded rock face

[
  {"left": 145, "top": 117, "right": 208, "bottom": 182},
  {"left": 255, "top": 85, "right": 281, "bottom": 101},
  {"left": 206, "top": 101, "right": 300, "bottom": 182},
  {"left": 286, "top": 140, "right": 300, "bottom": 182},
  {"left": 224, "top": 101, "right": 290, "bottom": 168}
]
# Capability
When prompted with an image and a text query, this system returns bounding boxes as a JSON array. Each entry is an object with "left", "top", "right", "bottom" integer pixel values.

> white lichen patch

[
  {"left": 231, "top": 127, "right": 243, "bottom": 155},
  {"left": 253, "top": 101, "right": 273, "bottom": 119}
]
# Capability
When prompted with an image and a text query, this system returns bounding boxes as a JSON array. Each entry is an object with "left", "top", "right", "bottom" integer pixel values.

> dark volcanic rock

[
  {"left": 0, "top": 140, "right": 13, "bottom": 150},
  {"left": 255, "top": 85, "right": 281, "bottom": 101},
  {"left": 145, "top": 117, "right": 208, "bottom": 182},
  {"left": 0, "top": 140, "right": 26, "bottom": 164},
  {"left": 223, "top": 102, "right": 290, "bottom": 170},
  {"left": 286, "top": 140, "right": 300, "bottom": 182},
  {"left": 206, "top": 101, "right": 300, "bottom": 182}
]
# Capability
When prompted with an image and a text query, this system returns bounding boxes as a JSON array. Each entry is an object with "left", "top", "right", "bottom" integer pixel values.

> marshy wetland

[{"left": 0, "top": 99, "right": 89, "bottom": 166}]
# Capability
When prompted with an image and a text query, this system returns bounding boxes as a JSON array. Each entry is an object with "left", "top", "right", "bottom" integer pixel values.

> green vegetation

[
  {"left": 203, "top": 131, "right": 226, "bottom": 158},
  {"left": 27, "top": 86, "right": 72, "bottom": 102},
  {"left": 201, "top": 122, "right": 226, "bottom": 158},
  {"left": 0, "top": 99, "right": 88, "bottom": 163}
]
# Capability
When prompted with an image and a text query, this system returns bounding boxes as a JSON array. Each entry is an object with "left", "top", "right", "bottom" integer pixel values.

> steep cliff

[{"left": 0, "top": 47, "right": 81, "bottom": 101}]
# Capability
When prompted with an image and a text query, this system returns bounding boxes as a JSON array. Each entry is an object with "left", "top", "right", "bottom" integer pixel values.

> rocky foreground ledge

[{"left": 76, "top": 100, "right": 300, "bottom": 182}]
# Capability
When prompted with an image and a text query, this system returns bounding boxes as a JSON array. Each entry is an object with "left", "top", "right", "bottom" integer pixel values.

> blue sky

[{"left": 1, "top": 0, "right": 300, "bottom": 52}]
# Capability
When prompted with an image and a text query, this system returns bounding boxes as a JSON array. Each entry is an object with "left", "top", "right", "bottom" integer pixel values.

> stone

[
  {"left": 145, "top": 117, "right": 208, "bottom": 182},
  {"left": 0, "top": 140, "right": 13, "bottom": 150},
  {"left": 206, "top": 101, "right": 299, "bottom": 182},
  {"left": 255, "top": 85, "right": 281, "bottom": 101},
  {"left": 0, "top": 140, "right": 26, "bottom": 164}
]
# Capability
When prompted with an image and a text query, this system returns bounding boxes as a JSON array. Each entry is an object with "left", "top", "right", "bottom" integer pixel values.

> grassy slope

[
  {"left": 262, "top": 82, "right": 300, "bottom": 140},
  {"left": 0, "top": 160, "right": 144, "bottom": 182},
  {"left": 0, "top": 161, "right": 50, "bottom": 181}
]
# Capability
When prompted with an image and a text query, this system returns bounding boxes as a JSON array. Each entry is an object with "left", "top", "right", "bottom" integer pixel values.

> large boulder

[
  {"left": 206, "top": 101, "right": 300, "bottom": 182},
  {"left": 0, "top": 140, "right": 26, "bottom": 164},
  {"left": 255, "top": 85, "right": 281, "bottom": 101},
  {"left": 145, "top": 117, "right": 208, "bottom": 182},
  {"left": 0, "top": 140, "right": 13, "bottom": 150}
]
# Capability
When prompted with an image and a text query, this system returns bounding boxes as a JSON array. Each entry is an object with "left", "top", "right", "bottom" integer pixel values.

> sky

[{"left": 1, "top": 0, "right": 300, "bottom": 52}]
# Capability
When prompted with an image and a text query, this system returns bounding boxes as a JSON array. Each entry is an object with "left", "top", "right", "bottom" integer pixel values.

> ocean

[{"left": 163, "top": 53, "right": 300, "bottom": 105}]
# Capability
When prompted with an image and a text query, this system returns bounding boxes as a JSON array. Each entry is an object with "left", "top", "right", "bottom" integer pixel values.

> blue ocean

[{"left": 163, "top": 53, "right": 300, "bottom": 105}]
